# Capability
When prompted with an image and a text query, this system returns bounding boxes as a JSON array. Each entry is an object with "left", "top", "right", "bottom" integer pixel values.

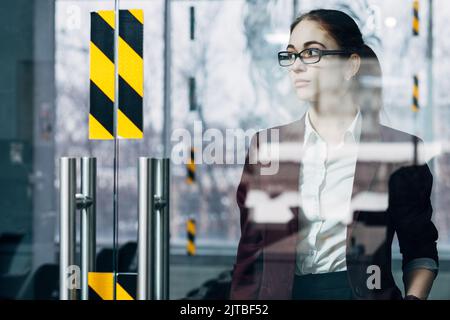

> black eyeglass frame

[{"left": 278, "top": 48, "right": 354, "bottom": 66}]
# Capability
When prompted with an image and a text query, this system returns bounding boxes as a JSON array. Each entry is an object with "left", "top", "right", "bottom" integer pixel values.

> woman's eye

[{"left": 302, "top": 48, "right": 319, "bottom": 58}]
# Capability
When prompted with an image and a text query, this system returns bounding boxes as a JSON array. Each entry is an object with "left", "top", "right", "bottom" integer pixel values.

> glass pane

[
  {"left": 167, "top": 0, "right": 449, "bottom": 300},
  {"left": 0, "top": 0, "right": 449, "bottom": 301},
  {"left": 55, "top": 0, "right": 118, "bottom": 297}
]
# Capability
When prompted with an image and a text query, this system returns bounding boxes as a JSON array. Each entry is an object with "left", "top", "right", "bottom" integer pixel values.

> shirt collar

[{"left": 303, "top": 109, "right": 362, "bottom": 147}]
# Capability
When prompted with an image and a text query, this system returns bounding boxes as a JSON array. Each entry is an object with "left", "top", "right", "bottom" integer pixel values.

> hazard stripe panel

[
  {"left": 412, "top": 0, "right": 419, "bottom": 36},
  {"left": 88, "top": 272, "right": 136, "bottom": 300},
  {"left": 186, "top": 147, "right": 195, "bottom": 184},
  {"left": 412, "top": 75, "right": 419, "bottom": 112},
  {"left": 89, "top": 10, "right": 143, "bottom": 140},
  {"left": 118, "top": 10, "right": 143, "bottom": 138},
  {"left": 187, "top": 219, "right": 196, "bottom": 256},
  {"left": 90, "top": 11, "right": 115, "bottom": 139}
]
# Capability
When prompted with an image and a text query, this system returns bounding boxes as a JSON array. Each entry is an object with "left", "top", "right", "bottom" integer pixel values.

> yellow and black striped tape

[
  {"left": 88, "top": 272, "right": 136, "bottom": 300},
  {"left": 89, "top": 10, "right": 143, "bottom": 140},
  {"left": 186, "top": 147, "right": 196, "bottom": 184},
  {"left": 187, "top": 218, "right": 196, "bottom": 256},
  {"left": 413, "top": 0, "right": 419, "bottom": 36},
  {"left": 412, "top": 75, "right": 419, "bottom": 112}
]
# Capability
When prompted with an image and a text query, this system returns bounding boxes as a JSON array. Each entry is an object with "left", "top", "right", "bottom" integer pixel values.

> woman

[{"left": 230, "top": 9, "right": 439, "bottom": 300}]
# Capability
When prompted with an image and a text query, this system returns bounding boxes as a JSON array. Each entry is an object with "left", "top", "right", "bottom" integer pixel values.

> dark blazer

[{"left": 230, "top": 114, "right": 439, "bottom": 300}]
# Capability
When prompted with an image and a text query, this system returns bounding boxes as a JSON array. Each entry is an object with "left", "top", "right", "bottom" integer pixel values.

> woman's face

[{"left": 287, "top": 19, "right": 351, "bottom": 103}]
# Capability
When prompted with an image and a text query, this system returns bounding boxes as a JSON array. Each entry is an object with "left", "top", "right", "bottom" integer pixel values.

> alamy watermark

[
  {"left": 65, "top": 265, "right": 80, "bottom": 290},
  {"left": 367, "top": 265, "right": 381, "bottom": 290},
  {"left": 170, "top": 121, "right": 280, "bottom": 175}
]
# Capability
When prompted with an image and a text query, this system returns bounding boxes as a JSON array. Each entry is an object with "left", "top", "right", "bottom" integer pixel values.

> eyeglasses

[{"left": 278, "top": 48, "right": 352, "bottom": 67}]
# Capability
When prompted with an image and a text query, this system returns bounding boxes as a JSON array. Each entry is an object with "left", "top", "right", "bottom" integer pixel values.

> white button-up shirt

[{"left": 296, "top": 110, "right": 361, "bottom": 275}]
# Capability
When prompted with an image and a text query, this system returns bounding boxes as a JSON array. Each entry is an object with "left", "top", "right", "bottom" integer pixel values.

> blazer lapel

[
  {"left": 351, "top": 115, "right": 382, "bottom": 198},
  {"left": 348, "top": 116, "right": 383, "bottom": 244}
]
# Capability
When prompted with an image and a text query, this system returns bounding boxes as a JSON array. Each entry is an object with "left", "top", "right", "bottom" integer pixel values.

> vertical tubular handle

[
  {"left": 153, "top": 158, "right": 170, "bottom": 300},
  {"left": 160, "top": 158, "right": 170, "bottom": 300},
  {"left": 59, "top": 157, "right": 77, "bottom": 300},
  {"left": 138, "top": 157, "right": 153, "bottom": 300},
  {"left": 80, "top": 157, "right": 96, "bottom": 300},
  {"left": 137, "top": 158, "right": 170, "bottom": 300},
  {"left": 153, "top": 159, "right": 163, "bottom": 300}
]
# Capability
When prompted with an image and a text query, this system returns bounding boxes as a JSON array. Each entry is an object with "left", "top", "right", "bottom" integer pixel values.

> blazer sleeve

[
  {"left": 229, "top": 133, "right": 265, "bottom": 300},
  {"left": 387, "top": 162, "right": 439, "bottom": 274}
]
